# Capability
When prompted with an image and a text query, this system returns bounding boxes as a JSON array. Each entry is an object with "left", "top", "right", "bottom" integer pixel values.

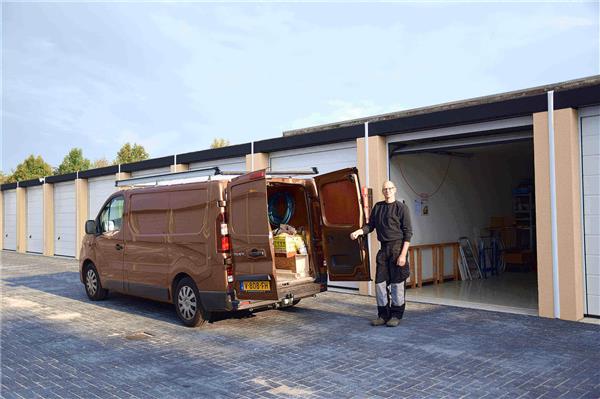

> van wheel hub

[{"left": 178, "top": 286, "right": 197, "bottom": 320}]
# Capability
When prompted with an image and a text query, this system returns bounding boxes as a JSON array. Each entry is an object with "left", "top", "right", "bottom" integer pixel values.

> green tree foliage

[
  {"left": 92, "top": 157, "right": 111, "bottom": 168},
  {"left": 0, "top": 171, "right": 9, "bottom": 184},
  {"left": 55, "top": 148, "right": 91, "bottom": 175},
  {"left": 115, "top": 143, "right": 149, "bottom": 164},
  {"left": 210, "top": 138, "right": 230, "bottom": 149},
  {"left": 9, "top": 155, "right": 53, "bottom": 182}
]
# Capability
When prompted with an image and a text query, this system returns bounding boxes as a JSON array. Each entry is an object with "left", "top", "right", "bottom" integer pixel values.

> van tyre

[
  {"left": 175, "top": 278, "right": 206, "bottom": 327},
  {"left": 84, "top": 264, "right": 108, "bottom": 301}
]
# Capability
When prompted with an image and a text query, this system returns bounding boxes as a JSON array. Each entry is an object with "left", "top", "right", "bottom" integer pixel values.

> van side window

[{"left": 99, "top": 196, "right": 125, "bottom": 233}]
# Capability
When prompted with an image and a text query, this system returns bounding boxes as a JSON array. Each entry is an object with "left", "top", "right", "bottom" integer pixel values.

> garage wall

[
  {"left": 54, "top": 182, "right": 77, "bottom": 257},
  {"left": 3, "top": 190, "right": 17, "bottom": 251},
  {"left": 270, "top": 142, "right": 359, "bottom": 291},
  {"left": 26, "top": 186, "right": 44, "bottom": 253},
  {"left": 88, "top": 175, "right": 116, "bottom": 220},
  {"left": 580, "top": 106, "right": 600, "bottom": 316},
  {"left": 190, "top": 156, "right": 246, "bottom": 173},
  {"left": 390, "top": 142, "right": 533, "bottom": 279}
]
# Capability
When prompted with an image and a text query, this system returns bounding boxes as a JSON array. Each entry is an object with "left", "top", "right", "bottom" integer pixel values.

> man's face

[{"left": 382, "top": 183, "right": 396, "bottom": 200}]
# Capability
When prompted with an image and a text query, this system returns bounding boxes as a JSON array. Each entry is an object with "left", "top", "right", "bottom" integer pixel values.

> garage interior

[{"left": 389, "top": 133, "right": 538, "bottom": 314}]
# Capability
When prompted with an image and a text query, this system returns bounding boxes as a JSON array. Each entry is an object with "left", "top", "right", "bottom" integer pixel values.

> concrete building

[{"left": 2, "top": 75, "right": 599, "bottom": 321}]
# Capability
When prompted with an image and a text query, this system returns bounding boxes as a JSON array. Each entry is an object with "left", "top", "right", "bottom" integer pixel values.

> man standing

[{"left": 350, "top": 181, "right": 412, "bottom": 327}]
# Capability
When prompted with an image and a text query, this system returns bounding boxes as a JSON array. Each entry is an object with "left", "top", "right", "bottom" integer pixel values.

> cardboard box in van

[{"left": 79, "top": 168, "right": 371, "bottom": 327}]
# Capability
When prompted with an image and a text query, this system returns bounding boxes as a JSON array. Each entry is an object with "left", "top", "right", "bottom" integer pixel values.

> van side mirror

[{"left": 85, "top": 220, "right": 97, "bottom": 235}]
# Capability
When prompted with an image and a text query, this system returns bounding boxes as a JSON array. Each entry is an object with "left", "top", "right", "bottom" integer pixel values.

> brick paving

[{"left": 1, "top": 251, "right": 599, "bottom": 399}]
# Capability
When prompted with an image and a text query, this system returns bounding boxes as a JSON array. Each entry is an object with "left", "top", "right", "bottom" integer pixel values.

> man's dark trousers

[{"left": 375, "top": 240, "right": 409, "bottom": 320}]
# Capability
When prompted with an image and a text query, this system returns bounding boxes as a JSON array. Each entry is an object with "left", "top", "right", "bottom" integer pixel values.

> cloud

[{"left": 287, "top": 99, "right": 406, "bottom": 130}]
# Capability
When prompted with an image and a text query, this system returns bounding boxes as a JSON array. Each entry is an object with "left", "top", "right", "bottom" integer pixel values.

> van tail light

[{"left": 216, "top": 211, "right": 231, "bottom": 253}]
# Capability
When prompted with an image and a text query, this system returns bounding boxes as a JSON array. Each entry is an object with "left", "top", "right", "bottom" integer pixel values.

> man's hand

[
  {"left": 397, "top": 254, "right": 407, "bottom": 267},
  {"left": 350, "top": 229, "right": 363, "bottom": 240}
]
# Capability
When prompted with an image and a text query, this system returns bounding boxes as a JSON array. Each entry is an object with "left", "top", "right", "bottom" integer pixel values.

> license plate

[{"left": 241, "top": 281, "right": 271, "bottom": 292}]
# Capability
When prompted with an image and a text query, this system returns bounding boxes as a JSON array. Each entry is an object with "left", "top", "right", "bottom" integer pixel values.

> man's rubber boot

[
  {"left": 386, "top": 317, "right": 401, "bottom": 327},
  {"left": 371, "top": 317, "right": 386, "bottom": 326}
]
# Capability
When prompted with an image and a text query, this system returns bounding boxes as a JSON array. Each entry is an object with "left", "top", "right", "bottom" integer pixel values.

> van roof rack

[
  {"left": 115, "top": 167, "right": 221, "bottom": 187},
  {"left": 115, "top": 167, "right": 320, "bottom": 187},
  {"left": 219, "top": 167, "right": 319, "bottom": 176}
]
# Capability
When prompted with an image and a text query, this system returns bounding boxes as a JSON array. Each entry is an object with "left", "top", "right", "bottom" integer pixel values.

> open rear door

[
  {"left": 314, "top": 168, "right": 370, "bottom": 281},
  {"left": 227, "top": 170, "right": 278, "bottom": 300}
]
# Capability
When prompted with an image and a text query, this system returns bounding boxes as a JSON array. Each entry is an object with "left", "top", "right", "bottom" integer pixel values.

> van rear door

[
  {"left": 314, "top": 168, "right": 371, "bottom": 281},
  {"left": 227, "top": 170, "right": 278, "bottom": 300}
]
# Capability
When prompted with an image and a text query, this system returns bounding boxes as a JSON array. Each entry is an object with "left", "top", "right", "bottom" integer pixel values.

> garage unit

[
  {"left": 190, "top": 156, "right": 246, "bottom": 173},
  {"left": 54, "top": 181, "right": 77, "bottom": 257},
  {"left": 26, "top": 185, "right": 44, "bottom": 254},
  {"left": 88, "top": 175, "right": 116, "bottom": 220},
  {"left": 3, "top": 189, "right": 17, "bottom": 251},
  {"left": 580, "top": 106, "right": 600, "bottom": 317},
  {"left": 388, "top": 119, "right": 538, "bottom": 313},
  {"left": 270, "top": 142, "right": 359, "bottom": 292}
]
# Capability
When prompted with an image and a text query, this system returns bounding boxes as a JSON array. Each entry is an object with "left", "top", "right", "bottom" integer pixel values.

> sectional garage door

[
  {"left": 26, "top": 186, "right": 44, "bottom": 254},
  {"left": 89, "top": 175, "right": 116, "bottom": 220},
  {"left": 581, "top": 107, "right": 600, "bottom": 316},
  {"left": 3, "top": 190, "right": 17, "bottom": 251},
  {"left": 131, "top": 167, "right": 171, "bottom": 178},
  {"left": 270, "top": 142, "right": 357, "bottom": 175},
  {"left": 190, "top": 156, "right": 246, "bottom": 173},
  {"left": 54, "top": 182, "right": 76, "bottom": 257},
  {"left": 270, "top": 142, "right": 359, "bottom": 292}
]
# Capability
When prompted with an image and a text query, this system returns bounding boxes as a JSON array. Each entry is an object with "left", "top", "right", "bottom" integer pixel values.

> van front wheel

[
  {"left": 174, "top": 278, "right": 206, "bottom": 327},
  {"left": 84, "top": 264, "right": 108, "bottom": 301}
]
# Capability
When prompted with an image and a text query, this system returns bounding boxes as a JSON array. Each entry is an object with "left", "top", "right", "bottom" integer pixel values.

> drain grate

[{"left": 125, "top": 331, "right": 154, "bottom": 340}]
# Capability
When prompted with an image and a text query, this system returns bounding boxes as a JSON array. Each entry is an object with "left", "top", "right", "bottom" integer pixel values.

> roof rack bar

[
  {"left": 219, "top": 167, "right": 319, "bottom": 176},
  {"left": 115, "top": 167, "right": 221, "bottom": 187}
]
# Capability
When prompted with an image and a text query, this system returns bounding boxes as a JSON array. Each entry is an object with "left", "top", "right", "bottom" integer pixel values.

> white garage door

[
  {"left": 190, "top": 156, "right": 246, "bottom": 173},
  {"left": 54, "top": 182, "right": 76, "bottom": 257},
  {"left": 270, "top": 142, "right": 357, "bottom": 175},
  {"left": 89, "top": 175, "right": 116, "bottom": 220},
  {"left": 131, "top": 167, "right": 171, "bottom": 178},
  {"left": 3, "top": 190, "right": 17, "bottom": 251},
  {"left": 271, "top": 142, "right": 359, "bottom": 292},
  {"left": 581, "top": 107, "right": 600, "bottom": 316},
  {"left": 26, "top": 186, "right": 44, "bottom": 254}
]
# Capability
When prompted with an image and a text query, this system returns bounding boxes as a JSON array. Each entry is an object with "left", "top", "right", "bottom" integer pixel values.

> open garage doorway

[{"left": 389, "top": 134, "right": 538, "bottom": 315}]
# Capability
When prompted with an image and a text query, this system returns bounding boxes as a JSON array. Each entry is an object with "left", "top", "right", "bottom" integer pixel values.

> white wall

[{"left": 389, "top": 141, "right": 533, "bottom": 279}]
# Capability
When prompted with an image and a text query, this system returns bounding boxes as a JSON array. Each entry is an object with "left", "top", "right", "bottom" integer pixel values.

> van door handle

[
  {"left": 247, "top": 248, "right": 265, "bottom": 258},
  {"left": 115, "top": 244, "right": 124, "bottom": 251}
]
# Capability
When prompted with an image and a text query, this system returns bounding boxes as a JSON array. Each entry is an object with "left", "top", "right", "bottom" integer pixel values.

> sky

[{"left": 1, "top": 1, "right": 599, "bottom": 174}]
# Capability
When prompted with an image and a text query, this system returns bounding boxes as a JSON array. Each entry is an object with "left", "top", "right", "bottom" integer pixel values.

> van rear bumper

[{"left": 233, "top": 281, "right": 321, "bottom": 311}]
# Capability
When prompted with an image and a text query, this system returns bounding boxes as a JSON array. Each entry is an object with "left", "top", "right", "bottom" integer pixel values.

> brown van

[{"left": 79, "top": 168, "right": 370, "bottom": 327}]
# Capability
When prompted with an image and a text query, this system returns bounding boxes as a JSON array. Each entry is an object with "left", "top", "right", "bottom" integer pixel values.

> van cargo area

[{"left": 267, "top": 181, "right": 318, "bottom": 289}]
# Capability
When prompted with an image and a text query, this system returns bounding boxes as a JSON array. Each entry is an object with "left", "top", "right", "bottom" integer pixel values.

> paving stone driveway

[{"left": 1, "top": 251, "right": 599, "bottom": 399}]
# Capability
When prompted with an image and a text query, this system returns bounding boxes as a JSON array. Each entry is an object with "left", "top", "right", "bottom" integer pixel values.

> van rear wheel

[{"left": 174, "top": 278, "right": 206, "bottom": 327}]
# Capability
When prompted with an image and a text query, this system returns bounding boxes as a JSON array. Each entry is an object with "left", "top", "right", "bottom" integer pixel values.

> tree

[
  {"left": 115, "top": 143, "right": 149, "bottom": 164},
  {"left": 92, "top": 158, "right": 111, "bottom": 168},
  {"left": 0, "top": 171, "right": 9, "bottom": 184},
  {"left": 210, "top": 138, "right": 230, "bottom": 149},
  {"left": 9, "top": 155, "right": 53, "bottom": 182},
  {"left": 55, "top": 148, "right": 91, "bottom": 175}
]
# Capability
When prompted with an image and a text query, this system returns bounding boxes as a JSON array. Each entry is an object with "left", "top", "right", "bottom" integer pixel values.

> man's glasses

[{"left": 382, "top": 187, "right": 395, "bottom": 191}]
